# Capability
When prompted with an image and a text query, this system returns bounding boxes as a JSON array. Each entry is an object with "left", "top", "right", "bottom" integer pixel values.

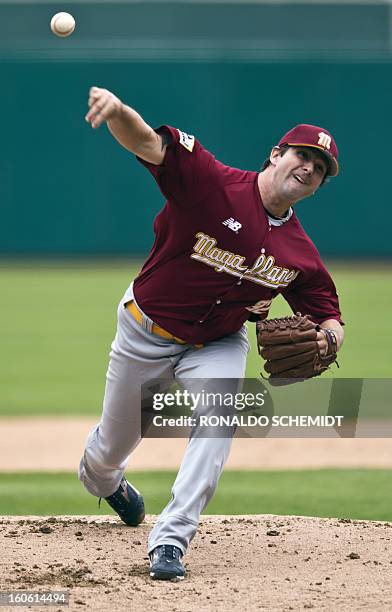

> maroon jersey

[{"left": 133, "top": 126, "right": 342, "bottom": 345}]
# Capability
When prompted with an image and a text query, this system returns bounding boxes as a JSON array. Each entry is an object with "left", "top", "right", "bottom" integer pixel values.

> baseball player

[{"left": 79, "top": 86, "right": 344, "bottom": 581}]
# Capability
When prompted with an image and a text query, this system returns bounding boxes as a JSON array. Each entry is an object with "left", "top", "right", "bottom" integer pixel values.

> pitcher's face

[{"left": 270, "top": 146, "right": 328, "bottom": 203}]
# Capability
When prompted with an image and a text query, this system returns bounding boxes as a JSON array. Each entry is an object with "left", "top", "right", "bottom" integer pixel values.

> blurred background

[
  {"left": 1, "top": 0, "right": 391, "bottom": 256},
  {"left": 1, "top": 0, "right": 392, "bottom": 519}
]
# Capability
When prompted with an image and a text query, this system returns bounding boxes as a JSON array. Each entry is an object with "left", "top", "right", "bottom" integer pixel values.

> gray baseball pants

[{"left": 79, "top": 284, "right": 249, "bottom": 555}]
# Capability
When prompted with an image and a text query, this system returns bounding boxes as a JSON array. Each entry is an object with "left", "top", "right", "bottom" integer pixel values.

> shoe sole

[{"left": 150, "top": 571, "right": 185, "bottom": 581}]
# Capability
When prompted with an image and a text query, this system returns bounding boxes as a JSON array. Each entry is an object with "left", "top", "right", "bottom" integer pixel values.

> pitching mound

[{"left": 1, "top": 515, "right": 392, "bottom": 611}]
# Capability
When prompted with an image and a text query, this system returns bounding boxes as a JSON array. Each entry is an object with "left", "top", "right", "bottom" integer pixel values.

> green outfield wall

[{"left": 0, "top": 2, "right": 390, "bottom": 256}]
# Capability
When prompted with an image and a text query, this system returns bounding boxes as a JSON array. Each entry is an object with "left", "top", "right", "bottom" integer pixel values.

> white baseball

[{"left": 50, "top": 12, "right": 76, "bottom": 37}]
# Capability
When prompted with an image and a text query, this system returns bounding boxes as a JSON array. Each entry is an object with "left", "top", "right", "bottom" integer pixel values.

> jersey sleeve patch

[{"left": 178, "top": 130, "right": 195, "bottom": 152}]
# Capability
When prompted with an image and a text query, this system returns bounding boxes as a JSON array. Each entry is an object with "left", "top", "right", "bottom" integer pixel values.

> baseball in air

[{"left": 50, "top": 12, "right": 76, "bottom": 37}]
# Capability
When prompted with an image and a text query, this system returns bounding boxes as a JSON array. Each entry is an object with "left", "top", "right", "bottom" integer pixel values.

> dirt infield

[
  {"left": 3, "top": 419, "right": 392, "bottom": 609},
  {"left": 1, "top": 417, "right": 392, "bottom": 471},
  {"left": 1, "top": 515, "right": 392, "bottom": 611}
]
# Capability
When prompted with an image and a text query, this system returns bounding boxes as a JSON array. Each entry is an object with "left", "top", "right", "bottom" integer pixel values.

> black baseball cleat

[
  {"left": 149, "top": 545, "right": 185, "bottom": 581},
  {"left": 102, "top": 478, "right": 145, "bottom": 526}
]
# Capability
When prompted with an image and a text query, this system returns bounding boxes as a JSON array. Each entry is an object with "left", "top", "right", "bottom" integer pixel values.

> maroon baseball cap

[{"left": 278, "top": 124, "right": 339, "bottom": 177}]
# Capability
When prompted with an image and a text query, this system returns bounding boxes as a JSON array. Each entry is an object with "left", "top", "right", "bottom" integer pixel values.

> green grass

[
  {"left": 0, "top": 261, "right": 391, "bottom": 415},
  {"left": 0, "top": 261, "right": 142, "bottom": 415},
  {"left": 0, "top": 470, "right": 391, "bottom": 521}
]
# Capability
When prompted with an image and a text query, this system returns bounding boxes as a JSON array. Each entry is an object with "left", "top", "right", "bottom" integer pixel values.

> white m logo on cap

[{"left": 318, "top": 132, "right": 332, "bottom": 150}]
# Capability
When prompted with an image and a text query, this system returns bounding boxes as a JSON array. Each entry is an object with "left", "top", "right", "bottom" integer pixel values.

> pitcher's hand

[{"left": 85, "top": 87, "right": 123, "bottom": 129}]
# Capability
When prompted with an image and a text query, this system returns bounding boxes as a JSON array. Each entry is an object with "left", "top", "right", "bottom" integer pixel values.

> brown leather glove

[{"left": 256, "top": 313, "right": 338, "bottom": 385}]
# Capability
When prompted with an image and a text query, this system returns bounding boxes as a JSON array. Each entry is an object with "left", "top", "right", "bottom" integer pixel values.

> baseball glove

[{"left": 256, "top": 312, "right": 338, "bottom": 385}]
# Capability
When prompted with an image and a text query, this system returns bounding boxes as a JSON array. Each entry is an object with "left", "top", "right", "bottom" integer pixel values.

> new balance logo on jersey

[
  {"left": 222, "top": 218, "right": 242, "bottom": 232},
  {"left": 318, "top": 132, "right": 332, "bottom": 150}
]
